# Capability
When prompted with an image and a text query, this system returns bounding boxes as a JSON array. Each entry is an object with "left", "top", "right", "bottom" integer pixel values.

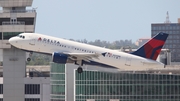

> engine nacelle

[{"left": 52, "top": 52, "right": 68, "bottom": 64}]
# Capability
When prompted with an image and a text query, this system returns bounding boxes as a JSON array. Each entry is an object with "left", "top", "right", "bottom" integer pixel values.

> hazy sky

[{"left": 31, "top": 0, "right": 180, "bottom": 42}]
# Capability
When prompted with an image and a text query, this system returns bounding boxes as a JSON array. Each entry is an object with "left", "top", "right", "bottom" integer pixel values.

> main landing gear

[
  {"left": 27, "top": 57, "right": 31, "bottom": 61},
  {"left": 77, "top": 66, "right": 83, "bottom": 73},
  {"left": 27, "top": 52, "right": 33, "bottom": 62},
  {"left": 75, "top": 61, "right": 83, "bottom": 73}
]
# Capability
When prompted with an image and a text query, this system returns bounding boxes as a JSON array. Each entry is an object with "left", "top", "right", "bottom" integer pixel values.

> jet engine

[{"left": 52, "top": 52, "right": 68, "bottom": 64}]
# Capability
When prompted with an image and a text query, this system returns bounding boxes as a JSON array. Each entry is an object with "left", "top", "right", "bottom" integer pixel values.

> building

[
  {"left": 0, "top": 0, "right": 50, "bottom": 101},
  {"left": 0, "top": 65, "right": 50, "bottom": 101},
  {"left": 151, "top": 12, "right": 180, "bottom": 62},
  {"left": 51, "top": 63, "right": 180, "bottom": 101}
]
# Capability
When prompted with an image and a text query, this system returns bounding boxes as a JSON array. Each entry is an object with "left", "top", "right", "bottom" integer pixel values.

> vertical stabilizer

[{"left": 131, "top": 32, "right": 169, "bottom": 60}]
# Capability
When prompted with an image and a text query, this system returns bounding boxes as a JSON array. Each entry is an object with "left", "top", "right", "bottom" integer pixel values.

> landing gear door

[
  {"left": 29, "top": 36, "right": 35, "bottom": 45},
  {"left": 125, "top": 56, "right": 131, "bottom": 66}
]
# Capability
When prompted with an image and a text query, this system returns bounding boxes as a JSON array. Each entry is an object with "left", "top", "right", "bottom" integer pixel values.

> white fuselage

[{"left": 9, "top": 33, "right": 164, "bottom": 71}]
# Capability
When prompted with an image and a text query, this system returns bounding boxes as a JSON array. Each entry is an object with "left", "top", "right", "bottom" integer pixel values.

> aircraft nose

[{"left": 9, "top": 37, "right": 18, "bottom": 46}]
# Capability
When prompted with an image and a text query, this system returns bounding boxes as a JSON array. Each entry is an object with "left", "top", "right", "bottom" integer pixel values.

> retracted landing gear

[{"left": 77, "top": 67, "right": 83, "bottom": 73}]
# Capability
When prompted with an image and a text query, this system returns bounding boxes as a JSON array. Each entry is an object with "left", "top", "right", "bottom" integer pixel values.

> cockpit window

[{"left": 17, "top": 34, "right": 25, "bottom": 39}]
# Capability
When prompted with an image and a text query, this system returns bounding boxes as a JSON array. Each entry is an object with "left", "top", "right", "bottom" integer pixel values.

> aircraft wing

[{"left": 62, "top": 52, "right": 100, "bottom": 62}]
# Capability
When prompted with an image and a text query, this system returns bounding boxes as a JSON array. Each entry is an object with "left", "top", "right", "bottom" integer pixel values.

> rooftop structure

[
  {"left": 151, "top": 12, "right": 180, "bottom": 62},
  {"left": 165, "top": 11, "right": 171, "bottom": 23},
  {"left": 0, "top": 0, "right": 33, "bottom": 7}
]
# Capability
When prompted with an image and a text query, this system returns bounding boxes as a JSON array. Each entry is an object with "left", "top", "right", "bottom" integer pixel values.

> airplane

[{"left": 8, "top": 32, "right": 168, "bottom": 73}]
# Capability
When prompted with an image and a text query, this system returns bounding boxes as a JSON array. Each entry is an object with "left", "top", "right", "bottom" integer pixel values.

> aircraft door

[
  {"left": 29, "top": 36, "right": 35, "bottom": 45},
  {"left": 125, "top": 56, "right": 131, "bottom": 66}
]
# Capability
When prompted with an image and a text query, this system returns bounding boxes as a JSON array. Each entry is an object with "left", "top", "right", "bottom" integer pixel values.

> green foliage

[
  {"left": 26, "top": 53, "right": 51, "bottom": 65},
  {"left": 86, "top": 39, "right": 137, "bottom": 49}
]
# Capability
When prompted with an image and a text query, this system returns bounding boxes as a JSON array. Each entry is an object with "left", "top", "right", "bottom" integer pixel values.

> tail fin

[{"left": 131, "top": 32, "right": 169, "bottom": 60}]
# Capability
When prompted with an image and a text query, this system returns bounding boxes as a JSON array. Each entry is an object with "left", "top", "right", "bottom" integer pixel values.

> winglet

[{"left": 131, "top": 32, "right": 169, "bottom": 60}]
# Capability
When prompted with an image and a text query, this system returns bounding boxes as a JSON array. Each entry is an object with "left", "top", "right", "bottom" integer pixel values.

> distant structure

[
  {"left": 178, "top": 18, "right": 180, "bottom": 23},
  {"left": 164, "top": 11, "right": 171, "bottom": 23},
  {"left": 151, "top": 12, "right": 180, "bottom": 63},
  {"left": 135, "top": 38, "right": 150, "bottom": 46}
]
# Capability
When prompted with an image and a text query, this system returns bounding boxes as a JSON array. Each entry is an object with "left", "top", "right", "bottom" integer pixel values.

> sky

[{"left": 30, "top": 0, "right": 180, "bottom": 42}]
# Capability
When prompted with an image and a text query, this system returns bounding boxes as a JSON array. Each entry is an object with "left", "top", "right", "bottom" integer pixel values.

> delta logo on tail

[{"left": 131, "top": 32, "right": 168, "bottom": 60}]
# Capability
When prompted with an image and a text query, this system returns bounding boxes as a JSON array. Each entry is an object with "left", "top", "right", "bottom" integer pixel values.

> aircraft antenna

[{"left": 165, "top": 11, "right": 171, "bottom": 23}]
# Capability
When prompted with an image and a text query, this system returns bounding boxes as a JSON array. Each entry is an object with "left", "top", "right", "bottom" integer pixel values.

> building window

[
  {"left": 169, "top": 35, "right": 172, "bottom": 39},
  {"left": 17, "top": 18, "right": 34, "bottom": 25},
  {"left": 166, "top": 26, "right": 169, "bottom": 30},
  {"left": 51, "top": 85, "right": 65, "bottom": 95},
  {"left": 51, "top": 63, "right": 65, "bottom": 73},
  {"left": 0, "top": 84, "right": 3, "bottom": 94},
  {"left": 173, "top": 26, "right": 176, "bottom": 30},
  {"left": 169, "top": 26, "right": 172, "bottom": 30},
  {"left": 0, "top": 32, "right": 2, "bottom": 40},
  {"left": 169, "top": 31, "right": 172, "bottom": 34},
  {"left": 162, "top": 26, "right": 165, "bottom": 30},
  {"left": 0, "top": 18, "right": 10, "bottom": 25},
  {"left": 3, "top": 32, "right": 22, "bottom": 40},
  {"left": 152, "top": 31, "right": 156, "bottom": 35},
  {"left": 159, "top": 26, "right": 161, "bottom": 30},
  {"left": 169, "top": 45, "right": 172, "bottom": 48},
  {"left": 152, "top": 26, "right": 156, "bottom": 30},
  {"left": 25, "top": 84, "right": 40, "bottom": 94},
  {"left": 154, "top": 26, "right": 157, "bottom": 30},
  {"left": 25, "top": 98, "right": 40, "bottom": 101},
  {"left": 177, "top": 31, "right": 180, "bottom": 34},
  {"left": 176, "top": 35, "right": 179, "bottom": 39}
]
